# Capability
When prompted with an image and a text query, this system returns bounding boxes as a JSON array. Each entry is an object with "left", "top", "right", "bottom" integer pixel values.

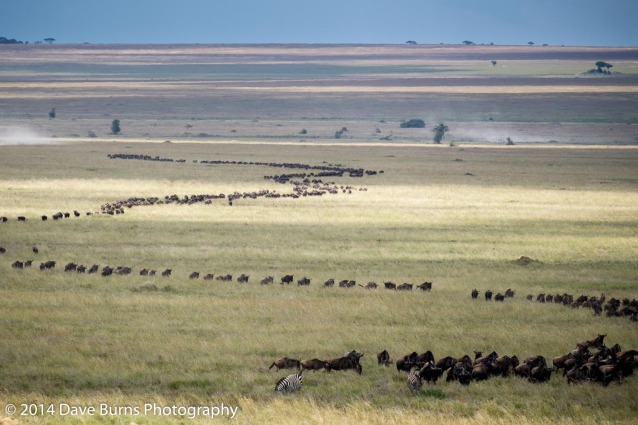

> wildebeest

[
  {"left": 237, "top": 274, "right": 249, "bottom": 283},
  {"left": 280, "top": 275, "right": 293, "bottom": 285},
  {"left": 76, "top": 265, "right": 87, "bottom": 273},
  {"left": 101, "top": 266, "right": 113, "bottom": 276},
  {"left": 260, "top": 276, "right": 273, "bottom": 285},
  {"left": 64, "top": 262, "right": 78, "bottom": 272},
  {"left": 189, "top": 272, "right": 200, "bottom": 279},
  {"left": 418, "top": 362, "right": 444, "bottom": 384},
  {"left": 12, "top": 261, "right": 24, "bottom": 269},
  {"left": 397, "top": 283, "right": 413, "bottom": 291},
  {"left": 0, "top": 216, "right": 7, "bottom": 222},
  {"left": 485, "top": 290, "right": 493, "bottom": 301},
  {"left": 471, "top": 289, "right": 479, "bottom": 299},
  {"left": 383, "top": 281, "right": 396, "bottom": 290},
  {"left": 161, "top": 269, "right": 172, "bottom": 277},
  {"left": 396, "top": 352, "right": 419, "bottom": 372},
  {"left": 377, "top": 350, "right": 392, "bottom": 366},
  {"left": 300, "top": 359, "right": 329, "bottom": 372},
  {"left": 505, "top": 288, "right": 516, "bottom": 297},
  {"left": 140, "top": 268, "right": 149, "bottom": 276},
  {"left": 494, "top": 293, "right": 505, "bottom": 302},
  {"left": 417, "top": 281, "right": 432, "bottom": 291},
  {"left": 0, "top": 247, "right": 6, "bottom": 254},
  {"left": 17, "top": 216, "right": 26, "bottom": 221},
  {"left": 88, "top": 264, "right": 99, "bottom": 274},
  {"left": 203, "top": 273, "right": 215, "bottom": 280},
  {"left": 41, "top": 215, "right": 47, "bottom": 221},
  {"left": 297, "top": 277, "right": 311, "bottom": 286},
  {"left": 323, "top": 278, "right": 335, "bottom": 287},
  {"left": 269, "top": 357, "right": 301, "bottom": 371},
  {"left": 359, "top": 282, "right": 378, "bottom": 289},
  {"left": 39, "top": 260, "right": 56, "bottom": 270},
  {"left": 327, "top": 350, "right": 363, "bottom": 374}
]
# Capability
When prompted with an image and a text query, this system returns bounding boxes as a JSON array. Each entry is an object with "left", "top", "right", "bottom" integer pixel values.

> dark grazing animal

[
  {"left": 237, "top": 274, "right": 249, "bottom": 283},
  {"left": 360, "top": 282, "right": 378, "bottom": 289},
  {"left": 377, "top": 350, "right": 392, "bottom": 366},
  {"left": 323, "top": 278, "right": 335, "bottom": 287},
  {"left": 280, "top": 275, "right": 294, "bottom": 285},
  {"left": 494, "top": 293, "right": 505, "bottom": 302},
  {"left": 384, "top": 281, "right": 397, "bottom": 290},
  {"left": 327, "top": 350, "right": 363, "bottom": 374},
  {"left": 189, "top": 272, "right": 200, "bottom": 279},
  {"left": 203, "top": 273, "right": 215, "bottom": 280},
  {"left": 300, "top": 359, "right": 329, "bottom": 372},
  {"left": 297, "top": 277, "right": 311, "bottom": 286},
  {"left": 417, "top": 281, "right": 433, "bottom": 291},
  {"left": 485, "top": 290, "right": 493, "bottom": 301},
  {"left": 275, "top": 373, "right": 303, "bottom": 393},
  {"left": 505, "top": 288, "right": 516, "bottom": 297},
  {"left": 161, "top": 269, "right": 172, "bottom": 277},
  {"left": 471, "top": 289, "right": 479, "bottom": 299},
  {"left": 260, "top": 276, "right": 273, "bottom": 285},
  {"left": 418, "top": 362, "right": 444, "bottom": 384},
  {"left": 397, "top": 283, "right": 413, "bottom": 291},
  {"left": 269, "top": 357, "right": 301, "bottom": 371}
]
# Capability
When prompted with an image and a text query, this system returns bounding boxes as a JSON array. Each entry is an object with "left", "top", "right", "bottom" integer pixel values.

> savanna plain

[{"left": 0, "top": 44, "right": 637, "bottom": 424}]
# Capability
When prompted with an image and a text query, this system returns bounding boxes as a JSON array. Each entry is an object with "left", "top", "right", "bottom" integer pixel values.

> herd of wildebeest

[
  {"left": 472, "top": 288, "right": 638, "bottom": 323},
  {"left": 2, "top": 153, "right": 637, "bottom": 396},
  {"left": 271, "top": 334, "right": 638, "bottom": 393}
]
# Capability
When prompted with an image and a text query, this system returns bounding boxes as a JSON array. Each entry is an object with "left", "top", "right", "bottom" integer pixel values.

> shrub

[
  {"left": 400, "top": 119, "right": 426, "bottom": 128},
  {"left": 111, "top": 119, "right": 121, "bottom": 135}
]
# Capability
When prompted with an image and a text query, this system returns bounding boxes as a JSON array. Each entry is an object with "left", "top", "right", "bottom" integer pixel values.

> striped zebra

[
  {"left": 407, "top": 369, "right": 422, "bottom": 391},
  {"left": 275, "top": 372, "right": 303, "bottom": 393}
]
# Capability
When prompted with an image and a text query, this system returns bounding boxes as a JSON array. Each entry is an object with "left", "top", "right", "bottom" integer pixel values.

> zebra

[
  {"left": 275, "top": 372, "right": 303, "bottom": 393},
  {"left": 407, "top": 369, "right": 422, "bottom": 391}
]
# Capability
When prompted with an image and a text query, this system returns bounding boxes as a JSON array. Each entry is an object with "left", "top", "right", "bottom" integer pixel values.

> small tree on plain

[
  {"left": 528, "top": 41, "right": 535, "bottom": 46},
  {"left": 400, "top": 119, "right": 426, "bottom": 128},
  {"left": 111, "top": 119, "right": 121, "bottom": 135},
  {"left": 48, "top": 108, "right": 56, "bottom": 119},
  {"left": 432, "top": 123, "right": 449, "bottom": 144},
  {"left": 44, "top": 38, "right": 55, "bottom": 44},
  {"left": 491, "top": 60, "right": 497, "bottom": 67}
]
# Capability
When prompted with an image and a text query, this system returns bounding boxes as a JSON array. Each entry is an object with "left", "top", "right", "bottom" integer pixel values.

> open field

[{"left": 0, "top": 44, "right": 637, "bottom": 424}]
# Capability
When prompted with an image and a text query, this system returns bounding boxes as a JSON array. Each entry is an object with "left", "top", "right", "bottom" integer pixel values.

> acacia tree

[
  {"left": 595, "top": 61, "right": 613, "bottom": 73},
  {"left": 432, "top": 123, "right": 449, "bottom": 144},
  {"left": 44, "top": 38, "right": 55, "bottom": 44}
]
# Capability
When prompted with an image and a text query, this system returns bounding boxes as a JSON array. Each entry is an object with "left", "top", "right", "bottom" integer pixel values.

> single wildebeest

[
  {"left": 41, "top": 215, "right": 47, "bottom": 221},
  {"left": 0, "top": 247, "right": 6, "bottom": 254},
  {"left": 18, "top": 216, "right": 26, "bottom": 221},
  {"left": 203, "top": 273, "right": 214, "bottom": 280},
  {"left": 397, "top": 283, "right": 413, "bottom": 291},
  {"left": 140, "top": 268, "right": 149, "bottom": 276},
  {"left": 261, "top": 276, "right": 273, "bottom": 285},
  {"left": 237, "top": 274, "right": 249, "bottom": 283},
  {"left": 76, "top": 265, "right": 87, "bottom": 273},
  {"left": 12, "top": 261, "right": 24, "bottom": 269},
  {"left": 161, "top": 269, "right": 172, "bottom": 277},
  {"left": 471, "top": 289, "right": 479, "bottom": 299},
  {"left": 280, "top": 274, "right": 293, "bottom": 285},
  {"left": 327, "top": 351, "right": 363, "bottom": 375},
  {"left": 418, "top": 362, "right": 444, "bottom": 384},
  {"left": 88, "top": 264, "right": 99, "bottom": 274},
  {"left": 377, "top": 350, "right": 392, "bottom": 366},
  {"left": 297, "top": 277, "right": 311, "bottom": 286},
  {"left": 417, "top": 281, "right": 432, "bottom": 291},
  {"left": 494, "top": 293, "right": 505, "bottom": 302},
  {"left": 485, "top": 290, "right": 493, "bottom": 301},
  {"left": 65, "top": 262, "right": 78, "bottom": 272},
  {"left": 300, "top": 359, "right": 329, "bottom": 372},
  {"left": 396, "top": 352, "right": 419, "bottom": 372},
  {"left": 384, "top": 281, "right": 397, "bottom": 290},
  {"left": 324, "top": 278, "right": 335, "bottom": 287},
  {"left": 505, "top": 288, "right": 516, "bottom": 297},
  {"left": 269, "top": 357, "right": 301, "bottom": 371},
  {"left": 189, "top": 272, "right": 200, "bottom": 279}
]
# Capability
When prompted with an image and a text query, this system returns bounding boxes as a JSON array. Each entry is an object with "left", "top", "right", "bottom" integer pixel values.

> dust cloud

[{"left": 0, "top": 126, "right": 54, "bottom": 145}]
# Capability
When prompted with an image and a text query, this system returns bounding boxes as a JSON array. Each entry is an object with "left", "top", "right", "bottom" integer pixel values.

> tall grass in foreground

[{"left": 0, "top": 142, "right": 637, "bottom": 424}]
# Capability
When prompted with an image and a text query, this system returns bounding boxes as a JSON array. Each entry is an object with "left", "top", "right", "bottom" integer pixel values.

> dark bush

[{"left": 400, "top": 119, "right": 426, "bottom": 128}]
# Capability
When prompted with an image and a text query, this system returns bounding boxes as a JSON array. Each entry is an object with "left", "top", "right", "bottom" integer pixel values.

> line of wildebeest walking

[
  {"left": 3, "top": 252, "right": 433, "bottom": 292},
  {"left": 472, "top": 288, "right": 638, "bottom": 323},
  {"left": 0, "top": 154, "right": 377, "bottom": 220},
  {"left": 271, "top": 334, "right": 638, "bottom": 393}
]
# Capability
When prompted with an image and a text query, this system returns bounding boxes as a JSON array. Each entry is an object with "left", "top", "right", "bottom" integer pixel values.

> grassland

[{"left": 0, "top": 44, "right": 637, "bottom": 424}]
